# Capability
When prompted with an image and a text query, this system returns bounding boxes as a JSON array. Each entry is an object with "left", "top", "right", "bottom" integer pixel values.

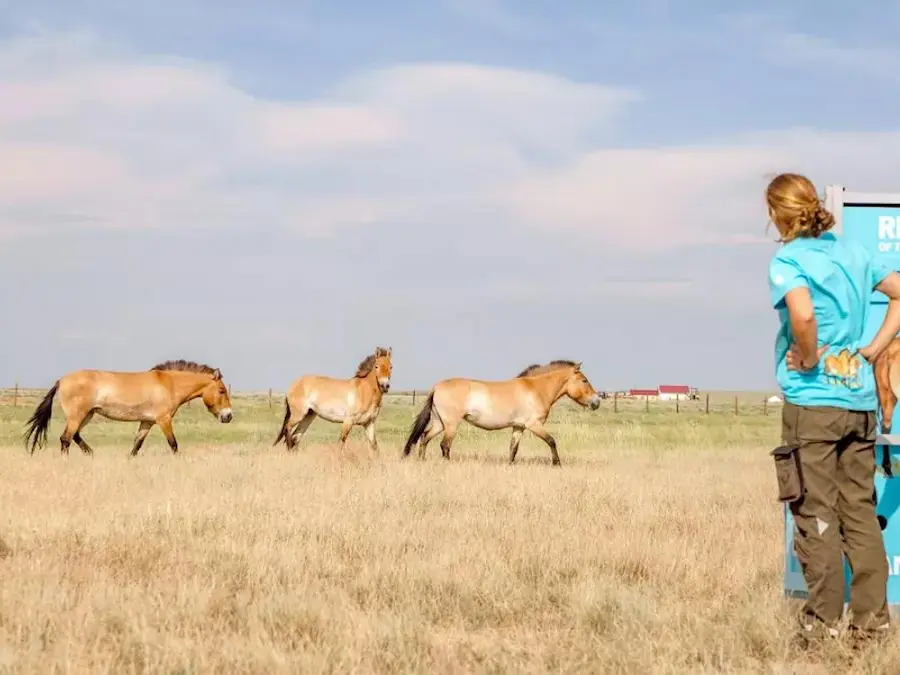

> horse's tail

[
  {"left": 403, "top": 391, "right": 435, "bottom": 457},
  {"left": 873, "top": 350, "right": 896, "bottom": 479},
  {"left": 23, "top": 380, "right": 60, "bottom": 455},
  {"left": 273, "top": 398, "right": 291, "bottom": 447}
]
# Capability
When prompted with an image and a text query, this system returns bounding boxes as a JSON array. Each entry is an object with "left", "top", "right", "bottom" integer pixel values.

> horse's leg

[
  {"left": 508, "top": 427, "right": 524, "bottom": 464},
  {"left": 419, "top": 422, "right": 444, "bottom": 460},
  {"left": 363, "top": 420, "right": 379, "bottom": 455},
  {"left": 876, "top": 360, "right": 898, "bottom": 480},
  {"left": 59, "top": 409, "right": 88, "bottom": 456},
  {"left": 72, "top": 411, "right": 96, "bottom": 456},
  {"left": 130, "top": 421, "right": 154, "bottom": 457},
  {"left": 157, "top": 416, "right": 179, "bottom": 454},
  {"left": 525, "top": 421, "right": 560, "bottom": 466},
  {"left": 883, "top": 390, "right": 897, "bottom": 435},
  {"left": 877, "top": 358, "right": 897, "bottom": 436},
  {"left": 338, "top": 421, "right": 353, "bottom": 452},
  {"left": 439, "top": 422, "right": 458, "bottom": 460},
  {"left": 287, "top": 411, "right": 315, "bottom": 451},
  {"left": 59, "top": 420, "right": 73, "bottom": 455}
]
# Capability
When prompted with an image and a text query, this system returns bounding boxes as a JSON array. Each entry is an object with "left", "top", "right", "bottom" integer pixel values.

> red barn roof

[{"left": 658, "top": 385, "right": 690, "bottom": 394}]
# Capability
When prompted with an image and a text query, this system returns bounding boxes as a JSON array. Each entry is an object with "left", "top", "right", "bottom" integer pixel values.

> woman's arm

[
  {"left": 860, "top": 271, "right": 900, "bottom": 362},
  {"left": 784, "top": 286, "right": 826, "bottom": 370}
]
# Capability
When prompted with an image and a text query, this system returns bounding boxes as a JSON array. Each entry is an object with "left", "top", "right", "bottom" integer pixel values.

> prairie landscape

[{"left": 0, "top": 389, "right": 897, "bottom": 674}]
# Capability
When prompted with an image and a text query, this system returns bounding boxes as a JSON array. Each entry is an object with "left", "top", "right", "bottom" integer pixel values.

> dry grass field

[{"left": 1, "top": 389, "right": 899, "bottom": 673}]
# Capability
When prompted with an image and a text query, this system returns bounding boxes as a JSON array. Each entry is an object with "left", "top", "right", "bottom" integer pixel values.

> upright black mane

[
  {"left": 354, "top": 346, "right": 391, "bottom": 378},
  {"left": 151, "top": 359, "right": 220, "bottom": 376},
  {"left": 516, "top": 359, "right": 579, "bottom": 378},
  {"left": 355, "top": 354, "right": 376, "bottom": 378}
]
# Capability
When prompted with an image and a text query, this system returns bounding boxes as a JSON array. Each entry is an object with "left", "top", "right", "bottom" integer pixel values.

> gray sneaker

[
  {"left": 846, "top": 622, "right": 891, "bottom": 649},
  {"left": 792, "top": 615, "right": 840, "bottom": 650}
]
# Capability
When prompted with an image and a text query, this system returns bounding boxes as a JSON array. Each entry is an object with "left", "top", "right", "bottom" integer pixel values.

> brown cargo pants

[{"left": 782, "top": 402, "right": 890, "bottom": 631}]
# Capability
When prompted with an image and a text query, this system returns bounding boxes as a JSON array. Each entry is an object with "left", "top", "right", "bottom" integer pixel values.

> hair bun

[{"left": 811, "top": 203, "right": 835, "bottom": 236}]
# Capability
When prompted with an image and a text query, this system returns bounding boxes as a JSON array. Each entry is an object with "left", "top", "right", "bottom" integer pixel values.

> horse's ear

[
  {"left": 387, "top": 346, "right": 392, "bottom": 357},
  {"left": 213, "top": 368, "right": 222, "bottom": 380},
  {"left": 576, "top": 362, "right": 583, "bottom": 371}
]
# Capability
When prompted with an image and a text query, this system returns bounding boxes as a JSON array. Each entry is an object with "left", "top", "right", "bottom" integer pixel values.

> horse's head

[
  {"left": 564, "top": 363, "right": 602, "bottom": 410},
  {"left": 374, "top": 346, "right": 392, "bottom": 393},
  {"left": 201, "top": 369, "right": 233, "bottom": 423}
]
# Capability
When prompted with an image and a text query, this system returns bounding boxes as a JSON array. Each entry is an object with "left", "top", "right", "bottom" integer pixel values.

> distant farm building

[
  {"left": 658, "top": 385, "right": 691, "bottom": 401},
  {"left": 626, "top": 385, "right": 698, "bottom": 400}
]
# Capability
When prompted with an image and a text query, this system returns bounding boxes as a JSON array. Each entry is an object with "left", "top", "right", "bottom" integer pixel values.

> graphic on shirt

[{"left": 822, "top": 349, "right": 863, "bottom": 390}]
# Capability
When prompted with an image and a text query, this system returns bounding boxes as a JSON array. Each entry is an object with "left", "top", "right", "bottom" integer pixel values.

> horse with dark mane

[
  {"left": 402, "top": 359, "right": 601, "bottom": 465},
  {"left": 872, "top": 338, "right": 900, "bottom": 477},
  {"left": 23, "top": 359, "right": 233, "bottom": 457},
  {"left": 273, "top": 347, "right": 393, "bottom": 455}
]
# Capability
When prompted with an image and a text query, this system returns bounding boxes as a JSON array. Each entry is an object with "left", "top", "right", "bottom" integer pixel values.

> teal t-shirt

[{"left": 769, "top": 232, "right": 890, "bottom": 411}]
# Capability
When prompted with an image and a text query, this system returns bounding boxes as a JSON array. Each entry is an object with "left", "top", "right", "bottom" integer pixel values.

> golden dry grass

[{"left": 0, "top": 393, "right": 898, "bottom": 673}]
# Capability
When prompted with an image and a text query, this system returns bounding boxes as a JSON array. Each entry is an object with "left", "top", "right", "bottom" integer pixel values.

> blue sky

[{"left": 2, "top": 0, "right": 900, "bottom": 392}]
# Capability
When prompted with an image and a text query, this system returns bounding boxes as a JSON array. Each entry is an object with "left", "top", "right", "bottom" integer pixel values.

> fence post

[
  {"left": 13, "top": 382, "right": 18, "bottom": 408},
  {"left": 705, "top": 393, "right": 709, "bottom": 414},
  {"left": 763, "top": 396, "right": 767, "bottom": 416},
  {"left": 412, "top": 389, "right": 416, "bottom": 406},
  {"left": 645, "top": 395, "right": 649, "bottom": 413},
  {"left": 676, "top": 396, "right": 680, "bottom": 414},
  {"left": 268, "top": 388, "right": 272, "bottom": 409},
  {"left": 614, "top": 392, "right": 618, "bottom": 414},
  {"left": 734, "top": 395, "right": 738, "bottom": 415}
]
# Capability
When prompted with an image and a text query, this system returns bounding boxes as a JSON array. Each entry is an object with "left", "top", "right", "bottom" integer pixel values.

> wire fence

[{"left": 0, "top": 385, "right": 783, "bottom": 417}]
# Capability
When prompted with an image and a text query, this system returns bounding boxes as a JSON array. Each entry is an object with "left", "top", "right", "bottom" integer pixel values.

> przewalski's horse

[
  {"left": 402, "top": 359, "right": 601, "bottom": 466},
  {"left": 273, "top": 347, "right": 392, "bottom": 454},
  {"left": 23, "top": 359, "right": 233, "bottom": 457},
  {"left": 873, "top": 338, "right": 900, "bottom": 477}
]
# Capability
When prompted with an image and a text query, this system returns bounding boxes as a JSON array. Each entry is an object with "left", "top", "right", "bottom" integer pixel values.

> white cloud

[
  {"left": 499, "top": 145, "right": 782, "bottom": 250},
  {"left": 0, "top": 143, "right": 128, "bottom": 201},
  {"left": 0, "top": 31, "right": 642, "bottom": 239},
  {"left": 3, "top": 29, "right": 900, "bottom": 251},
  {"left": 253, "top": 103, "right": 404, "bottom": 154},
  {"left": 499, "top": 130, "right": 900, "bottom": 250},
  {"left": 332, "top": 62, "right": 634, "bottom": 151}
]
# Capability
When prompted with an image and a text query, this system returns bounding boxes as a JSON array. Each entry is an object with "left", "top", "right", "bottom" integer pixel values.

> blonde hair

[{"left": 765, "top": 172, "right": 835, "bottom": 243}]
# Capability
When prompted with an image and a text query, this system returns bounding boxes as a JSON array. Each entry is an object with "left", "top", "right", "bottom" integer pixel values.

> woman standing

[{"left": 767, "top": 173, "right": 900, "bottom": 645}]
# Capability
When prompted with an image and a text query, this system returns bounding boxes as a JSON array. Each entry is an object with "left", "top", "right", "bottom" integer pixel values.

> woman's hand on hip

[
  {"left": 786, "top": 343, "right": 828, "bottom": 372},
  {"left": 858, "top": 343, "right": 880, "bottom": 364}
]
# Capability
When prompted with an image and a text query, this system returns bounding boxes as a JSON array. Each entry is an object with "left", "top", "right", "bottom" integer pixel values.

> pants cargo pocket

[{"left": 771, "top": 444, "right": 804, "bottom": 503}]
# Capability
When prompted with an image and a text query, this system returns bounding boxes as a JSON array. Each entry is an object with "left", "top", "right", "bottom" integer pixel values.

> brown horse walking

[
  {"left": 23, "top": 359, "right": 233, "bottom": 457},
  {"left": 873, "top": 338, "right": 900, "bottom": 477},
  {"left": 273, "top": 347, "right": 392, "bottom": 454},
  {"left": 402, "top": 359, "right": 601, "bottom": 465}
]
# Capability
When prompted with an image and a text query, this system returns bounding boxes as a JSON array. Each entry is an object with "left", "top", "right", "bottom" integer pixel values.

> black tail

[
  {"left": 23, "top": 380, "right": 59, "bottom": 455},
  {"left": 403, "top": 392, "right": 434, "bottom": 457},
  {"left": 273, "top": 398, "right": 291, "bottom": 446},
  {"left": 880, "top": 442, "right": 893, "bottom": 479}
]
